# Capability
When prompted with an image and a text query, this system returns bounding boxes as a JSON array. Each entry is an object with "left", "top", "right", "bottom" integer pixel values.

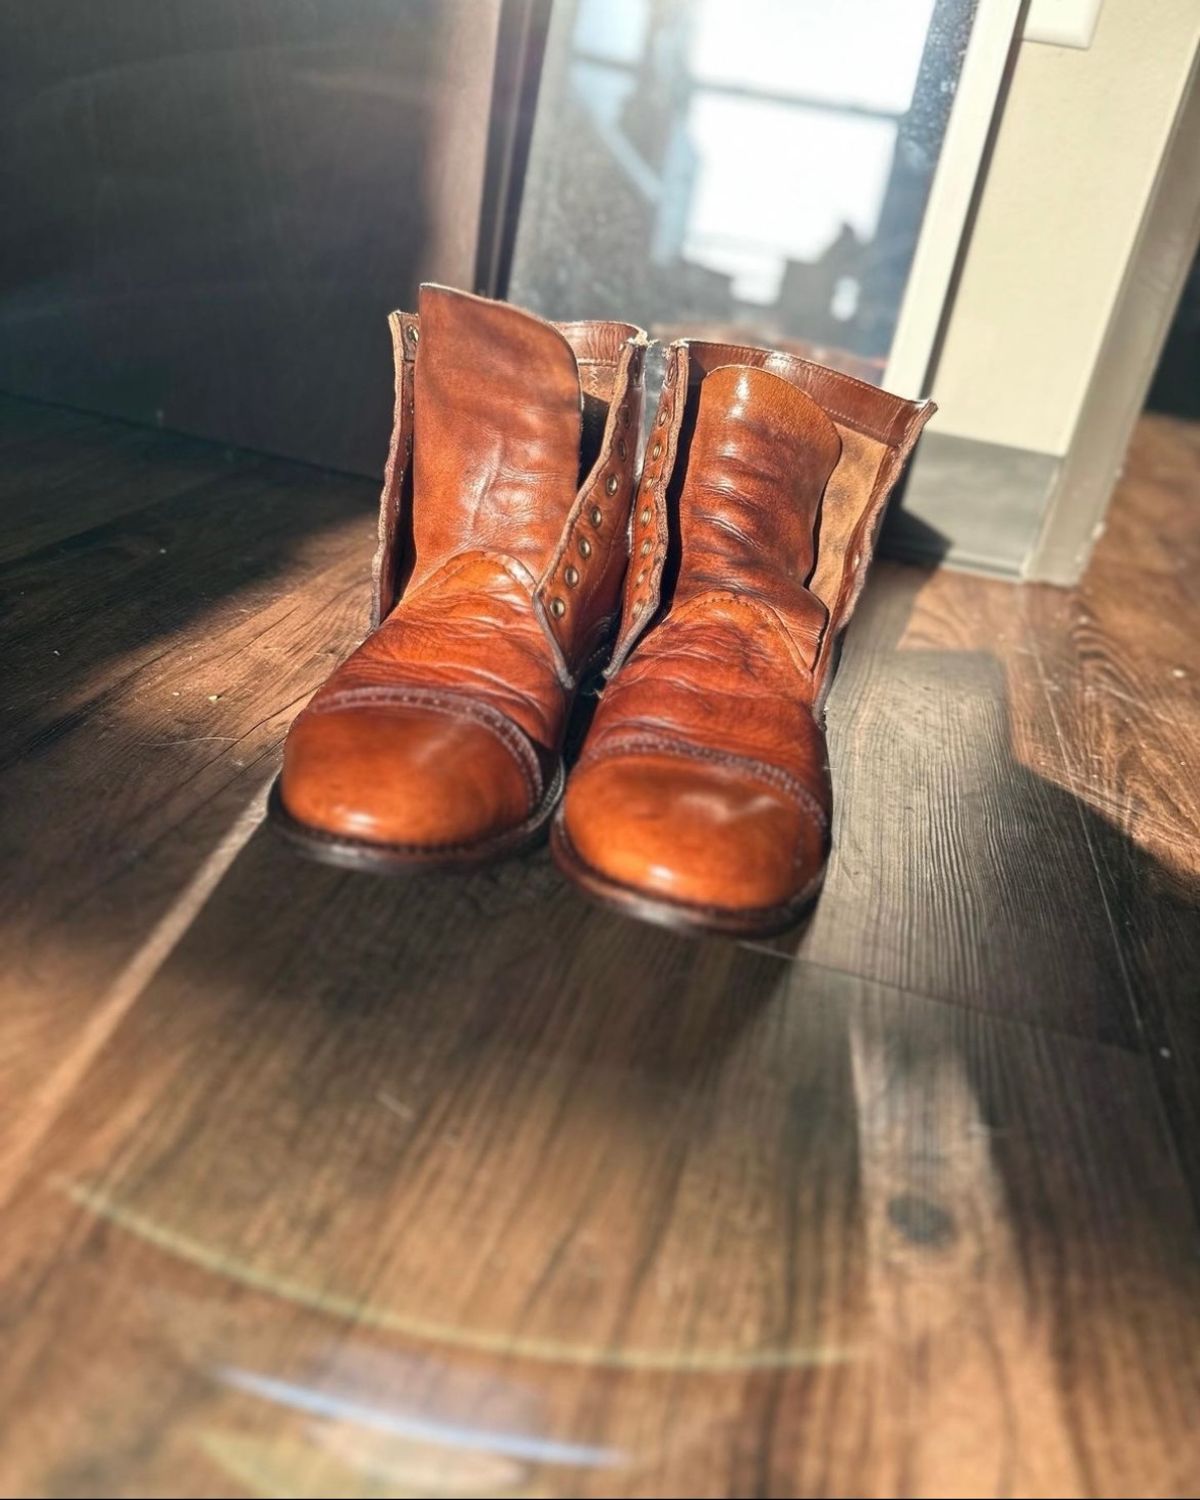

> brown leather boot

[
  {"left": 552, "top": 340, "right": 933, "bottom": 936},
  {"left": 272, "top": 285, "right": 647, "bottom": 870}
]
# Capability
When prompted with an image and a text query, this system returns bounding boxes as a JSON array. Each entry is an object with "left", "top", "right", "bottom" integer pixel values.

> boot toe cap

[
  {"left": 561, "top": 751, "right": 827, "bottom": 915},
  {"left": 280, "top": 701, "right": 538, "bottom": 850}
]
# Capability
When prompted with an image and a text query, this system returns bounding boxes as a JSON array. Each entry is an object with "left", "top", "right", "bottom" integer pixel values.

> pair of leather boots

[{"left": 271, "top": 286, "right": 933, "bottom": 937}]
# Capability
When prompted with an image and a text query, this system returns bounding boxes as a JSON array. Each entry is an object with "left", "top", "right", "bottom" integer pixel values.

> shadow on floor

[
  {"left": 0, "top": 410, "right": 380, "bottom": 772},
  {"left": 14, "top": 718, "right": 1197, "bottom": 1495},
  {"left": 5, "top": 559, "right": 1200, "bottom": 1495},
  {"left": 77, "top": 627, "right": 1200, "bottom": 1229}
]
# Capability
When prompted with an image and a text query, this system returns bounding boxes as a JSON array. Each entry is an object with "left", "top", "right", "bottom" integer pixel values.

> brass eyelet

[
  {"left": 605, "top": 473, "right": 619, "bottom": 496},
  {"left": 550, "top": 597, "right": 566, "bottom": 618},
  {"left": 618, "top": 438, "right": 628, "bottom": 460},
  {"left": 640, "top": 507, "right": 651, "bottom": 525},
  {"left": 640, "top": 539, "right": 652, "bottom": 557},
  {"left": 590, "top": 505, "right": 603, "bottom": 526},
  {"left": 578, "top": 536, "right": 592, "bottom": 559},
  {"left": 651, "top": 441, "right": 662, "bottom": 460},
  {"left": 565, "top": 565, "right": 580, "bottom": 587},
  {"left": 406, "top": 324, "right": 419, "bottom": 345}
]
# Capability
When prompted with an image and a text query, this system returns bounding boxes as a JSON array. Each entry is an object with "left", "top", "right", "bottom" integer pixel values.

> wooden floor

[{"left": 1, "top": 394, "right": 1198, "bottom": 1498}]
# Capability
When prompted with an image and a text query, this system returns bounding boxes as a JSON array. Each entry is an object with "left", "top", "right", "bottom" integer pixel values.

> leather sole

[
  {"left": 267, "top": 760, "right": 565, "bottom": 876},
  {"left": 549, "top": 809, "right": 825, "bottom": 939}
]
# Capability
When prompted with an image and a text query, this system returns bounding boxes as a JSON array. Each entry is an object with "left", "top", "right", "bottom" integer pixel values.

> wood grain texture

[
  {"left": 790, "top": 563, "right": 1146, "bottom": 1042},
  {"left": 1014, "top": 416, "right": 1200, "bottom": 1210},
  {"left": 0, "top": 401, "right": 378, "bottom": 1179},
  {"left": 0, "top": 395, "right": 103, "bottom": 450},
  {"left": 1, "top": 398, "right": 1198, "bottom": 1497},
  {"left": 0, "top": 414, "right": 248, "bottom": 565}
]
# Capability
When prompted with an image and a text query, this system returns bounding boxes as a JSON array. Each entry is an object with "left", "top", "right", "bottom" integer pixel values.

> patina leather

[
  {"left": 279, "top": 285, "right": 646, "bottom": 861},
  {"left": 554, "top": 340, "right": 934, "bottom": 933}
]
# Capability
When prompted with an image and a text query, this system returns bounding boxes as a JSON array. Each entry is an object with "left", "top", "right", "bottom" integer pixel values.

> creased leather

[
  {"left": 612, "top": 338, "right": 934, "bottom": 690},
  {"left": 410, "top": 287, "right": 583, "bottom": 591},
  {"left": 281, "top": 285, "right": 646, "bottom": 852},
  {"left": 672, "top": 366, "right": 840, "bottom": 654},
  {"left": 314, "top": 552, "right": 568, "bottom": 753},
  {"left": 562, "top": 345, "right": 932, "bottom": 921}
]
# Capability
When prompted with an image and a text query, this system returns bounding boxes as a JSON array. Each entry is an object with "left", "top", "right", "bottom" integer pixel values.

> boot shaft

[
  {"left": 613, "top": 339, "right": 935, "bottom": 692},
  {"left": 372, "top": 285, "right": 647, "bottom": 678},
  {"left": 666, "top": 363, "right": 843, "bottom": 657}
]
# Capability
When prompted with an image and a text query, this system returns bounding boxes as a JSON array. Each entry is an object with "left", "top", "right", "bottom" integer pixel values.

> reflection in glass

[{"left": 512, "top": 0, "right": 978, "bottom": 381}]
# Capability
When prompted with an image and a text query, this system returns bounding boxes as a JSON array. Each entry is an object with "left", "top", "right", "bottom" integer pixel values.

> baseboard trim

[{"left": 881, "top": 430, "right": 1060, "bottom": 580}]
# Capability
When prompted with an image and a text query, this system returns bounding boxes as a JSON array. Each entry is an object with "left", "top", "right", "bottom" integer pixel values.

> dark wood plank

[
  {"left": 1, "top": 403, "right": 1199, "bottom": 1496},
  {"left": 1013, "top": 415, "right": 1200, "bottom": 1207},
  {"left": 0, "top": 392, "right": 105, "bottom": 450},
  {"left": 0, "top": 402, "right": 249, "bottom": 562},
  {"left": 0, "top": 417, "right": 378, "bottom": 1168},
  {"left": 0, "top": 834, "right": 1197, "bottom": 1495},
  {"left": 784, "top": 416, "right": 1198, "bottom": 1057},
  {"left": 0, "top": 448, "right": 375, "bottom": 761},
  {"left": 775, "top": 561, "right": 1144, "bottom": 1045}
]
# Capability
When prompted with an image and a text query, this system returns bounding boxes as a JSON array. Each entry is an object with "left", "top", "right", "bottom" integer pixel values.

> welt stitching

[
  {"left": 557, "top": 819, "right": 826, "bottom": 922},
  {"left": 279, "top": 763, "right": 564, "bottom": 858},
  {"left": 583, "top": 732, "right": 829, "bottom": 831},
  {"left": 308, "top": 686, "right": 542, "bottom": 805}
]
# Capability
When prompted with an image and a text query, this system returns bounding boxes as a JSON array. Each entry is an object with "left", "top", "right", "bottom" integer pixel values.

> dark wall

[
  {"left": 0, "top": 1, "right": 500, "bottom": 474},
  {"left": 1147, "top": 248, "right": 1200, "bottom": 421}
]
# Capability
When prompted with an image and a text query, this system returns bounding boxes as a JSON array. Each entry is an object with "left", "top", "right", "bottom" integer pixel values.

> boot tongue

[
  {"left": 673, "top": 365, "right": 841, "bottom": 634},
  {"left": 411, "top": 285, "right": 582, "bottom": 587}
]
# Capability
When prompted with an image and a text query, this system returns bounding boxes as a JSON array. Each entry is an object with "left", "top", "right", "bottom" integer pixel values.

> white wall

[{"left": 931, "top": 0, "right": 1200, "bottom": 454}]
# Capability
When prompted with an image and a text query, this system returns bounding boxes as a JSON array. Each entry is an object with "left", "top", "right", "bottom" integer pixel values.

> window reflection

[{"left": 513, "top": 0, "right": 975, "bottom": 381}]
